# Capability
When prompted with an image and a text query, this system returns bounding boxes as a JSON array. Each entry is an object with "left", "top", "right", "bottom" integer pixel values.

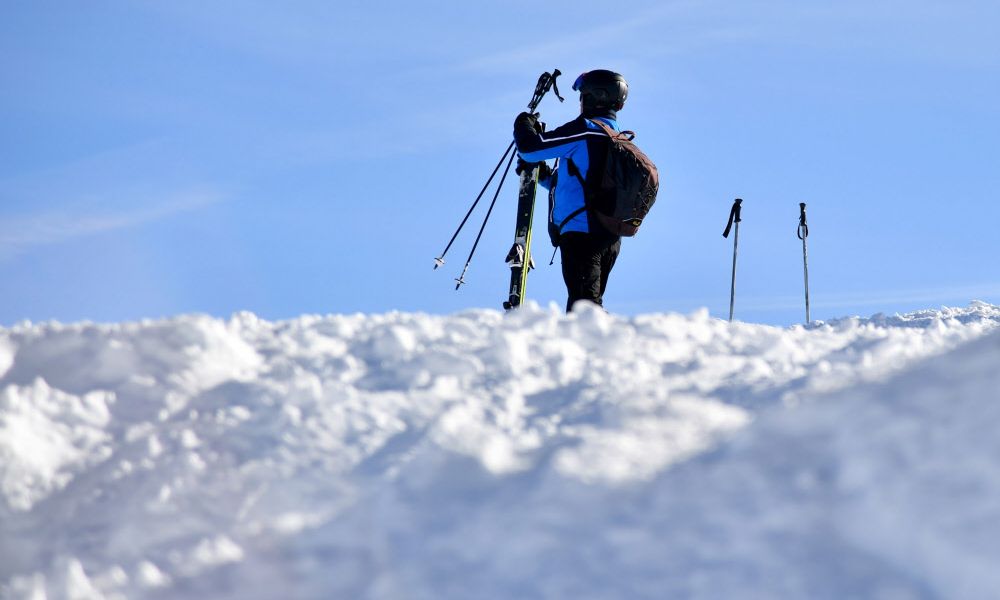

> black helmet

[{"left": 573, "top": 69, "right": 628, "bottom": 111}]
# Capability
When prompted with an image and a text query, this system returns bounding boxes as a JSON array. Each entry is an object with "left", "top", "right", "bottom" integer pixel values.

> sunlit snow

[{"left": 2, "top": 302, "right": 999, "bottom": 599}]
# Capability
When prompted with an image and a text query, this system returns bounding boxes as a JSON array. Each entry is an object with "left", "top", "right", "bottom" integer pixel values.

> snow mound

[{"left": 1, "top": 302, "right": 998, "bottom": 599}]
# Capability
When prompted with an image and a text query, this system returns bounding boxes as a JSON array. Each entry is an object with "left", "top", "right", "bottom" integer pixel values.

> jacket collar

[{"left": 581, "top": 107, "right": 618, "bottom": 121}]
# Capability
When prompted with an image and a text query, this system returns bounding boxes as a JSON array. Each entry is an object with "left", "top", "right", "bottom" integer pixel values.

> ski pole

[
  {"left": 433, "top": 141, "right": 516, "bottom": 269},
  {"left": 454, "top": 150, "right": 518, "bottom": 289},
  {"left": 798, "top": 202, "right": 810, "bottom": 323},
  {"left": 722, "top": 198, "right": 742, "bottom": 322},
  {"left": 527, "top": 69, "right": 564, "bottom": 112},
  {"left": 437, "top": 68, "right": 563, "bottom": 272}
]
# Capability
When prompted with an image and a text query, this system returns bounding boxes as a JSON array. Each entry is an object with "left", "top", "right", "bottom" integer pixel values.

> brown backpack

[{"left": 565, "top": 119, "right": 660, "bottom": 237}]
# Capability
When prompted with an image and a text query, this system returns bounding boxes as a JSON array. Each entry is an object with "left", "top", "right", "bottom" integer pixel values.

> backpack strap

[
  {"left": 587, "top": 118, "right": 636, "bottom": 141},
  {"left": 557, "top": 157, "right": 590, "bottom": 236},
  {"left": 566, "top": 157, "right": 587, "bottom": 189},
  {"left": 556, "top": 205, "right": 588, "bottom": 233}
]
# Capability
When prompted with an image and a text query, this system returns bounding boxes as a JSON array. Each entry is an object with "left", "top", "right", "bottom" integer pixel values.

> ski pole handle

[
  {"left": 797, "top": 202, "right": 809, "bottom": 240},
  {"left": 723, "top": 198, "right": 743, "bottom": 238},
  {"left": 527, "top": 69, "right": 565, "bottom": 111}
]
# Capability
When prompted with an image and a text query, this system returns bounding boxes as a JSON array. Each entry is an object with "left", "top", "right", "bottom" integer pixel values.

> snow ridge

[{"left": 1, "top": 302, "right": 999, "bottom": 599}]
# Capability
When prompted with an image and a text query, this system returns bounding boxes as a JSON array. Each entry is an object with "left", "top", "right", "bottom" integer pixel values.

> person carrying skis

[{"left": 513, "top": 69, "right": 630, "bottom": 312}]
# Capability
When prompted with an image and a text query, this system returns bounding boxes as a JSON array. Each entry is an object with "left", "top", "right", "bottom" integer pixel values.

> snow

[{"left": 1, "top": 301, "right": 999, "bottom": 599}]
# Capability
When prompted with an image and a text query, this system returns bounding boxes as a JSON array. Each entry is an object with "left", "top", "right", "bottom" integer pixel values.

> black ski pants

[{"left": 559, "top": 232, "right": 621, "bottom": 313}]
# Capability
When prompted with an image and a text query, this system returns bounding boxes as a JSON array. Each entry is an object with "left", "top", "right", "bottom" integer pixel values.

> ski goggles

[{"left": 572, "top": 72, "right": 588, "bottom": 92}]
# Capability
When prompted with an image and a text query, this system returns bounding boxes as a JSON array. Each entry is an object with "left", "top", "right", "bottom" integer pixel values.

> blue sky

[{"left": 2, "top": 1, "right": 998, "bottom": 325}]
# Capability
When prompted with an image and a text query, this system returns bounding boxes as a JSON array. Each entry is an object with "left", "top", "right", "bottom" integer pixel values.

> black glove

[
  {"left": 515, "top": 159, "right": 552, "bottom": 180},
  {"left": 515, "top": 111, "right": 544, "bottom": 134}
]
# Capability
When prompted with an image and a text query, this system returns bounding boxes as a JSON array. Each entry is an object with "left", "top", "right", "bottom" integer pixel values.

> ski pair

[{"left": 501, "top": 163, "right": 539, "bottom": 310}]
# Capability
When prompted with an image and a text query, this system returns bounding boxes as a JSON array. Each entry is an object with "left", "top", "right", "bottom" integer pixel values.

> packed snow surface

[{"left": 2, "top": 302, "right": 1000, "bottom": 599}]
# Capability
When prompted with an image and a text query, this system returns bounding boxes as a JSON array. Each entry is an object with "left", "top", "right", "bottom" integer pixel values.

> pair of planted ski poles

[{"left": 723, "top": 199, "right": 812, "bottom": 323}]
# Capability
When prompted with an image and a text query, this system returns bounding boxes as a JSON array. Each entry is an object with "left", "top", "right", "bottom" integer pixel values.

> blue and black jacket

[{"left": 513, "top": 113, "right": 619, "bottom": 238}]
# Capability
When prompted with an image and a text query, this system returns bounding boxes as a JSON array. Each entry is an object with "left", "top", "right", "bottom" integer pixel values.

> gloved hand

[
  {"left": 516, "top": 159, "right": 552, "bottom": 180},
  {"left": 515, "top": 111, "right": 544, "bottom": 134}
]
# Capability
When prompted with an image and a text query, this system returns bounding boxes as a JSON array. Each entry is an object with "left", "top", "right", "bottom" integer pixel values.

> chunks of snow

[
  {"left": 0, "top": 380, "right": 113, "bottom": 511},
  {"left": 1, "top": 302, "right": 999, "bottom": 599}
]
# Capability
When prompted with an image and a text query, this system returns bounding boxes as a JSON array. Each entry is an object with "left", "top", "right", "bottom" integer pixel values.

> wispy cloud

[
  {"left": 0, "top": 189, "right": 224, "bottom": 260},
  {"left": 615, "top": 284, "right": 1000, "bottom": 318},
  {"left": 447, "top": 3, "right": 696, "bottom": 75},
  {"left": 736, "top": 285, "right": 1000, "bottom": 312},
  {"left": 453, "top": 0, "right": 999, "bottom": 76}
]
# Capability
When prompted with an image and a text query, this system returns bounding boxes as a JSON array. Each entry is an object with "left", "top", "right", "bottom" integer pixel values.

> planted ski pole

[
  {"left": 454, "top": 151, "right": 518, "bottom": 289},
  {"left": 503, "top": 68, "right": 564, "bottom": 310},
  {"left": 798, "top": 202, "right": 811, "bottom": 323},
  {"left": 722, "top": 198, "right": 743, "bottom": 322},
  {"left": 433, "top": 141, "right": 516, "bottom": 269}
]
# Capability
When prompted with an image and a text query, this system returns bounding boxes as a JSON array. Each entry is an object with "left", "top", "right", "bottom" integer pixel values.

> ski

[
  {"left": 501, "top": 69, "right": 563, "bottom": 311},
  {"left": 502, "top": 165, "right": 539, "bottom": 310}
]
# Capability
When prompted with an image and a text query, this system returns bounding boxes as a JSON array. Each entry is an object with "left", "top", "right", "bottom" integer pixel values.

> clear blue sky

[{"left": 2, "top": 1, "right": 998, "bottom": 325}]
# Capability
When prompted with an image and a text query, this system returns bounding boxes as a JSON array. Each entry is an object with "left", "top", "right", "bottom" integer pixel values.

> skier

[{"left": 513, "top": 69, "right": 629, "bottom": 312}]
